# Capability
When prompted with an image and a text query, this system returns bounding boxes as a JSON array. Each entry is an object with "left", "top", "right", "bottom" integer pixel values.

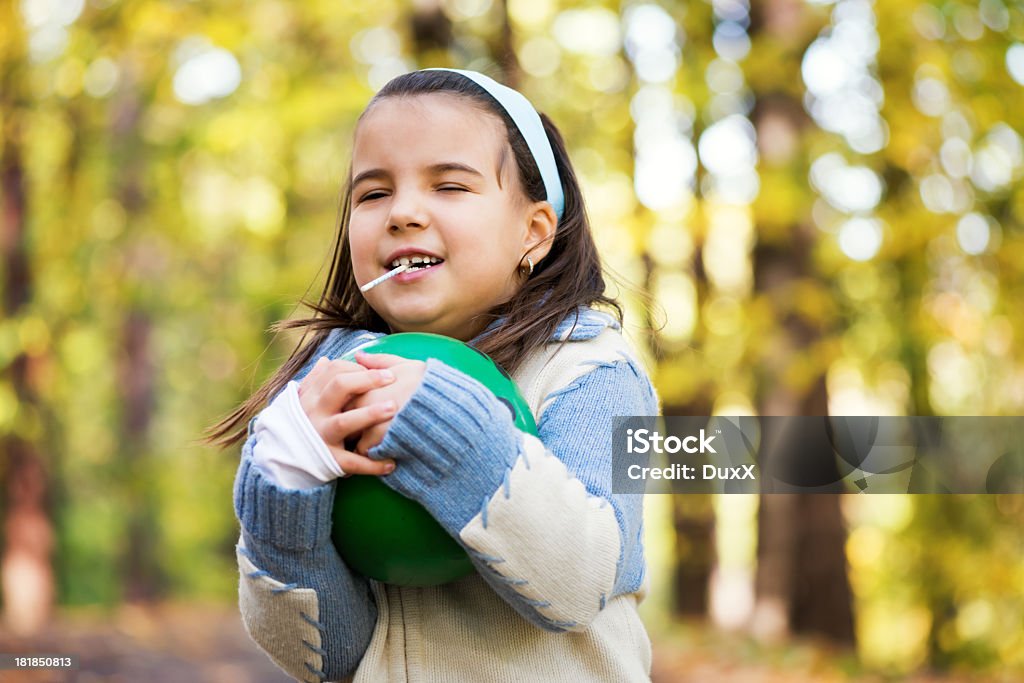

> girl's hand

[
  {"left": 297, "top": 357, "right": 399, "bottom": 476},
  {"left": 345, "top": 352, "right": 427, "bottom": 456}
]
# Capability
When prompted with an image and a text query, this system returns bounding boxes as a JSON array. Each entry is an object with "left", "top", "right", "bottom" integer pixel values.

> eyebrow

[{"left": 352, "top": 162, "right": 486, "bottom": 188}]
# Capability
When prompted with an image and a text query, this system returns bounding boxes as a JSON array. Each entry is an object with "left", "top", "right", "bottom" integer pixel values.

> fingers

[
  {"left": 354, "top": 351, "right": 409, "bottom": 369},
  {"left": 299, "top": 355, "right": 402, "bottom": 478},
  {"left": 299, "top": 357, "right": 363, "bottom": 395},
  {"left": 319, "top": 367, "right": 395, "bottom": 411},
  {"left": 329, "top": 409, "right": 396, "bottom": 476},
  {"left": 354, "top": 423, "right": 388, "bottom": 456},
  {"left": 322, "top": 401, "right": 396, "bottom": 444},
  {"left": 334, "top": 450, "right": 395, "bottom": 476}
]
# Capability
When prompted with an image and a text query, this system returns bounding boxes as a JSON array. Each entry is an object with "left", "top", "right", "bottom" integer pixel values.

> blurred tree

[
  {"left": 746, "top": 0, "right": 854, "bottom": 646},
  {"left": 412, "top": 0, "right": 454, "bottom": 58},
  {"left": 496, "top": 0, "right": 521, "bottom": 89},
  {"left": 110, "top": 53, "right": 164, "bottom": 603},
  {"left": 669, "top": 493, "right": 715, "bottom": 617},
  {"left": 0, "top": 1, "right": 55, "bottom": 635}
]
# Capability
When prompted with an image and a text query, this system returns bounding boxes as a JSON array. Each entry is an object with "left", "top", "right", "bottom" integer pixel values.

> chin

[{"left": 384, "top": 310, "right": 446, "bottom": 334}]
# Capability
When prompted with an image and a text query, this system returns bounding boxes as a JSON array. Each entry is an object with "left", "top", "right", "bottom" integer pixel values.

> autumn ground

[
  {"left": 0, "top": 604, "right": 1018, "bottom": 683},
  {"left": 648, "top": 620, "right": 1019, "bottom": 683}
]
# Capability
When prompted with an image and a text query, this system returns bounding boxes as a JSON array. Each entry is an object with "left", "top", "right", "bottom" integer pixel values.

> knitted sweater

[{"left": 233, "top": 308, "right": 660, "bottom": 682}]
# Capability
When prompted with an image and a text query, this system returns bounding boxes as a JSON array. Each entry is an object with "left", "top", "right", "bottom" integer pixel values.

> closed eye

[{"left": 358, "top": 187, "right": 467, "bottom": 203}]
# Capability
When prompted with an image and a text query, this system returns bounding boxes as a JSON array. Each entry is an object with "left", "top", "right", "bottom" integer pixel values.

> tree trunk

[
  {"left": 743, "top": 0, "right": 856, "bottom": 642},
  {"left": 663, "top": 397, "right": 716, "bottom": 619},
  {"left": 788, "top": 378, "right": 855, "bottom": 643},
  {"left": 1, "top": 438, "right": 55, "bottom": 636},
  {"left": 669, "top": 486, "right": 715, "bottom": 617},
  {"left": 410, "top": 0, "right": 453, "bottom": 67},
  {"left": 117, "top": 309, "right": 161, "bottom": 601},
  {"left": 496, "top": 0, "right": 520, "bottom": 88},
  {"left": 111, "top": 60, "right": 163, "bottom": 602},
  {"left": 749, "top": 234, "right": 855, "bottom": 646},
  {"left": 0, "top": 6, "right": 55, "bottom": 635}
]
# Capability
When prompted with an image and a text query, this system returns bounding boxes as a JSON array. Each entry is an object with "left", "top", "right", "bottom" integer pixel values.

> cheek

[
  {"left": 451, "top": 237, "right": 518, "bottom": 286},
  {"left": 347, "top": 228, "right": 374, "bottom": 278}
]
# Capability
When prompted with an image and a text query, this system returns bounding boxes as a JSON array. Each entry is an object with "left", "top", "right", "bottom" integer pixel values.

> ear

[{"left": 522, "top": 200, "right": 558, "bottom": 263}]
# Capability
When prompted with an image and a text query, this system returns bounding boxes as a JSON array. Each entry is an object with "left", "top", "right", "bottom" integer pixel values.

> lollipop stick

[{"left": 360, "top": 263, "right": 410, "bottom": 292}]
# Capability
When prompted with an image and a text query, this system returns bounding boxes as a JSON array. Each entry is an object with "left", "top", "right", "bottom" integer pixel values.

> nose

[{"left": 387, "top": 190, "right": 429, "bottom": 233}]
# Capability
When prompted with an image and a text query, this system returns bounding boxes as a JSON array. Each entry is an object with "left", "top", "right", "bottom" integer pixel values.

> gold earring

[{"left": 522, "top": 255, "right": 534, "bottom": 277}]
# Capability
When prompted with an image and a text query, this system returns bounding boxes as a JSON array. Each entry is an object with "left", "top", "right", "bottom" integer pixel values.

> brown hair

[{"left": 206, "top": 69, "right": 621, "bottom": 448}]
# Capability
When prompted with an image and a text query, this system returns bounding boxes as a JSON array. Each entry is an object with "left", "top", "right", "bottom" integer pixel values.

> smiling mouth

[{"left": 389, "top": 255, "right": 444, "bottom": 272}]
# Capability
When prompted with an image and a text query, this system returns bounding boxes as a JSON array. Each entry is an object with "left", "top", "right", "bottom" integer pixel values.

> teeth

[{"left": 390, "top": 255, "right": 441, "bottom": 268}]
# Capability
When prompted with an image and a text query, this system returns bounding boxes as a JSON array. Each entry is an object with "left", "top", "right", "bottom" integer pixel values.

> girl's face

[{"left": 348, "top": 93, "right": 555, "bottom": 341}]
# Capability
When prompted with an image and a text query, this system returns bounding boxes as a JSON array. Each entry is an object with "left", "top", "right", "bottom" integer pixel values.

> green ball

[{"left": 331, "top": 332, "right": 537, "bottom": 586}]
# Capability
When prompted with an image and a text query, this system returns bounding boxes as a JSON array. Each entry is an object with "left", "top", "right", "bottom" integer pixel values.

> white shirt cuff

[{"left": 251, "top": 381, "right": 346, "bottom": 489}]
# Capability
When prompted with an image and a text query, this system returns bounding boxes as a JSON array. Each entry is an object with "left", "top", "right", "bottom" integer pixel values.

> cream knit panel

[
  {"left": 237, "top": 546, "right": 327, "bottom": 683},
  {"left": 350, "top": 582, "right": 403, "bottom": 683},
  {"left": 512, "top": 327, "right": 644, "bottom": 421},
  {"left": 459, "top": 434, "right": 621, "bottom": 630},
  {"left": 353, "top": 577, "right": 651, "bottom": 682}
]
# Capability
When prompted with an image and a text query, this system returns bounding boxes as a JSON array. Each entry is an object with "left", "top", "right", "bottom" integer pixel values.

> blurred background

[{"left": 1, "top": 0, "right": 1023, "bottom": 680}]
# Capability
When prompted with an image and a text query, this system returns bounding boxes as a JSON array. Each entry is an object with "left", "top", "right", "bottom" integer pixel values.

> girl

[{"left": 208, "top": 68, "right": 660, "bottom": 682}]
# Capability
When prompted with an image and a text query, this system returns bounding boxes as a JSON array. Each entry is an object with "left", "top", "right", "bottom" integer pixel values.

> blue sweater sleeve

[
  {"left": 235, "top": 439, "right": 376, "bottom": 680},
  {"left": 368, "top": 354, "right": 658, "bottom": 630},
  {"left": 233, "top": 326, "right": 384, "bottom": 681}
]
